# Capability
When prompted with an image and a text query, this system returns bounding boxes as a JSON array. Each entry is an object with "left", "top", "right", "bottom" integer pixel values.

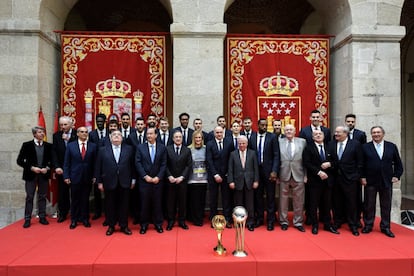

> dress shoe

[
  {"left": 226, "top": 221, "right": 232, "bottom": 229},
  {"left": 140, "top": 225, "right": 148, "bottom": 234},
  {"left": 361, "top": 227, "right": 372, "bottom": 234},
  {"left": 193, "top": 222, "right": 203, "bottom": 227},
  {"left": 57, "top": 216, "right": 66, "bottom": 223},
  {"left": 121, "top": 227, "right": 132, "bottom": 235},
  {"left": 166, "top": 221, "right": 174, "bottom": 231},
  {"left": 69, "top": 221, "right": 77, "bottom": 229},
  {"left": 102, "top": 220, "right": 108, "bottom": 226},
  {"left": 39, "top": 218, "right": 49, "bottom": 225},
  {"left": 179, "top": 222, "right": 189, "bottom": 230},
  {"left": 247, "top": 224, "right": 254, "bottom": 231},
  {"left": 83, "top": 221, "right": 91, "bottom": 228},
  {"left": 281, "top": 224, "right": 288, "bottom": 231},
  {"left": 23, "top": 220, "right": 31, "bottom": 228},
  {"left": 267, "top": 222, "right": 274, "bottom": 231},
  {"left": 295, "top": 225, "right": 305, "bottom": 232},
  {"left": 381, "top": 228, "right": 395, "bottom": 238},
  {"left": 312, "top": 226, "right": 318, "bottom": 235},
  {"left": 92, "top": 214, "right": 101, "bottom": 220},
  {"left": 351, "top": 228, "right": 359, "bottom": 236},
  {"left": 254, "top": 220, "right": 264, "bottom": 228},
  {"left": 106, "top": 226, "right": 115, "bottom": 236},
  {"left": 324, "top": 225, "right": 340, "bottom": 234},
  {"left": 155, "top": 225, "right": 164, "bottom": 233}
]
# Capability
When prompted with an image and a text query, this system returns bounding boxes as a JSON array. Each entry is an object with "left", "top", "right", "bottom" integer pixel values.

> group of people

[{"left": 17, "top": 110, "right": 403, "bottom": 238}]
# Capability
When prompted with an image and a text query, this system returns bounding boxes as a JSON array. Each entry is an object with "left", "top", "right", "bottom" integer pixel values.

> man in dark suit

[
  {"left": 228, "top": 136, "right": 259, "bottom": 231},
  {"left": 193, "top": 118, "right": 209, "bottom": 143},
  {"left": 249, "top": 119, "right": 279, "bottom": 230},
  {"left": 52, "top": 116, "right": 77, "bottom": 223},
  {"left": 157, "top": 116, "right": 173, "bottom": 146},
  {"left": 302, "top": 130, "right": 339, "bottom": 235},
  {"left": 241, "top": 116, "right": 257, "bottom": 143},
  {"left": 120, "top": 113, "right": 132, "bottom": 140},
  {"left": 272, "top": 119, "right": 285, "bottom": 139},
  {"left": 206, "top": 126, "right": 233, "bottom": 227},
  {"left": 95, "top": 130, "right": 136, "bottom": 236},
  {"left": 361, "top": 126, "right": 403, "bottom": 238},
  {"left": 165, "top": 130, "right": 192, "bottom": 230},
  {"left": 325, "top": 125, "right": 363, "bottom": 236},
  {"left": 63, "top": 126, "right": 97, "bottom": 229},
  {"left": 17, "top": 126, "right": 53, "bottom": 228},
  {"left": 207, "top": 115, "right": 232, "bottom": 141},
  {"left": 135, "top": 127, "right": 167, "bottom": 234},
  {"left": 88, "top": 113, "right": 107, "bottom": 220},
  {"left": 173, "top": 112, "right": 194, "bottom": 147},
  {"left": 227, "top": 121, "right": 242, "bottom": 152}
]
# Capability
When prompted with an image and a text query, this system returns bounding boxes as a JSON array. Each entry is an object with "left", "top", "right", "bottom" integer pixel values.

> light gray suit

[{"left": 279, "top": 137, "right": 307, "bottom": 226}]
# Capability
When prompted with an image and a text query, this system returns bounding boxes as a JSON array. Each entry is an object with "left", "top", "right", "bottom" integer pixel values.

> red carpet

[{"left": 1, "top": 217, "right": 414, "bottom": 276}]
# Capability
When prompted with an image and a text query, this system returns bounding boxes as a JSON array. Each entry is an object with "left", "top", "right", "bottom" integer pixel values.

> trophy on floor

[
  {"left": 212, "top": 215, "right": 227, "bottom": 256},
  {"left": 232, "top": 206, "right": 248, "bottom": 257}
]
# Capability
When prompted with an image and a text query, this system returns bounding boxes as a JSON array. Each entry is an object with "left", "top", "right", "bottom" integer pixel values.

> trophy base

[
  {"left": 232, "top": 250, "right": 248, "bottom": 257},
  {"left": 214, "top": 246, "right": 227, "bottom": 256}
]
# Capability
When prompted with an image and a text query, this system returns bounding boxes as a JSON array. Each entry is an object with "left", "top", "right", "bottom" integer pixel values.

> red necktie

[{"left": 81, "top": 142, "right": 86, "bottom": 160}]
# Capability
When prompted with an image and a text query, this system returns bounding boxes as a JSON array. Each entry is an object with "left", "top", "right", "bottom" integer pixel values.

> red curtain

[
  {"left": 227, "top": 36, "right": 330, "bottom": 132},
  {"left": 60, "top": 33, "right": 167, "bottom": 130}
]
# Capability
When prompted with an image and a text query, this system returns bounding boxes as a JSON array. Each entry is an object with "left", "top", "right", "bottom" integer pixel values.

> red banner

[
  {"left": 60, "top": 33, "right": 167, "bottom": 130},
  {"left": 227, "top": 36, "right": 329, "bottom": 132}
]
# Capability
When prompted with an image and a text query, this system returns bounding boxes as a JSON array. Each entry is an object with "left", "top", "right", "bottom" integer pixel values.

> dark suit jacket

[
  {"left": 128, "top": 130, "right": 147, "bottom": 149},
  {"left": 172, "top": 127, "right": 194, "bottom": 147},
  {"left": 206, "top": 138, "right": 232, "bottom": 179},
  {"left": 302, "top": 142, "right": 330, "bottom": 185},
  {"left": 249, "top": 132, "right": 280, "bottom": 175},
  {"left": 361, "top": 141, "right": 403, "bottom": 188},
  {"left": 52, "top": 130, "right": 77, "bottom": 169},
  {"left": 299, "top": 125, "right": 331, "bottom": 144},
  {"left": 227, "top": 149, "right": 259, "bottom": 190},
  {"left": 88, "top": 129, "right": 106, "bottom": 148},
  {"left": 135, "top": 142, "right": 167, "bottom": 180},
  {"left": 166, "top": 145, "right": 192, "bottom": 179},
  {"left": 63, "top": 141, "right": 97, "bottom": 185},
  {"left": 157, "top": 129, "right": 174, "bottom": 146},
  {"left": 350, "top": 128, "right": 367, "bottom": 144},
  {"left": 207, "top": 128, "right": 232, "bottom": 143},
  {"left": 95, "top": 143, "right": 136, "bottom": 190},
  {"left": 17, "top": 140, "right": 53, "bottom": 181},
  {"left": 241, "top": 130, "right": 257, "bottom": 143},
  {"left": 326, "top": 139, "right": 363, "bottom": 183}
]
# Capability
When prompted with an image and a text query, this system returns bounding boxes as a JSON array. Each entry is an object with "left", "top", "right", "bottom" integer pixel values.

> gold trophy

[
  {"left": 232, "top": 206, "right": 248, "bottom": 257},
  {"left": 212, "top": 215, "right": 227, "bottom": 256}
]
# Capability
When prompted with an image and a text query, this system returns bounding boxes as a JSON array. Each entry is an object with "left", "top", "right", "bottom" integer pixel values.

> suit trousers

[
  {"left": 139, "top": 181, "right": 163, "bottom": 226},
  {"left": 93, "top": 184, "right": 103, "bottom": 216},
  {"left": 332, "top": 177, "right": 358, "bottom": 228},
  {"left": 234, "top": 186, "right": 255, "bottom": 226},
  {"left": 70, "top": 181, "right": 91, "bottom": 222},
  {"left": 363, "top": 185, "right": 392, "bottom": 230},
  {"left": 308, "top": 180, "right": 332, "bottom": 227},
  {"left": 279, "top": 178, "right": 304, "bottom": 226},
  {"left": 24, "top": 175, "right": 48, "bottom": 220},
  {"left": 254, "top": 166, "right": 276, "bottom": 223},
  {"left": 105, "top": 185, "right": 130, "bottom": 228},
  {"left": 187, "top": 183, "right": 207, "bottom": 224},
  {"left": 167, "top": 181, "right": 188, "bottom": 223},
  {"left": 208, "top": 176, "right": 232, "bottom": 222},
  {"left": 57, "top": 174, "right": 70, "bottom": 218}
]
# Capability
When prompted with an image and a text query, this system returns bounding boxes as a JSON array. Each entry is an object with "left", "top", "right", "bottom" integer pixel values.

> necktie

[
  {"left": 100, "top": 130, "right": 104, "bottom": 139},
  {"left": 240, "top": 151, "right": 246, "bottom": 168},
  {"left": 114, "top": 146, "right": 120, "bottom": 163},
  {"left": 176, "top": 146, "right": 180, "bottom": 155},
  {"left": 246, "top": 132, "right": 250, "bottom": 140},
  {"left": 338, "top": 142, "right": 344, "bottom": 160},
  {"left": 258, "top": 135, "right": 263, "bottom": 163},
  {"left": 319, "top": 144, "right": 325, "bottom": 161},
  {"left": 162, "top": 133, "right": 166, "bottom": 145},
  {"left": 218, "top": 141, "right": 223, "bottom": 151},
  {"left": 138, "top": 134, "right": 142, "bottom": 144},
  {"left": 234, "top": 138, "right": 238, "bottom": 149},
  {"left": 150, "top": 144, "right": 155, "bottom": 163},
  {"left": 81, "top": 142, "right": 86, "bottom": 160},
  {"left": 124, "top": 129, "right": 127, "bottom": 138},
  {"left": 376, "top": 143, "right": 382, "bottom": 159},
  {"left": 183, "top": 129, "right": 187, "bottom": 145},
  {"left": 287, "top": 140, "right": 293, "bottom": 159}
]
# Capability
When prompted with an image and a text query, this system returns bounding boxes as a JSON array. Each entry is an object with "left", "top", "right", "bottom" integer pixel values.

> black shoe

[
  {"left": 106, "top": 226, "right": 115, "bottom": 236},
  {"left": 324, "top": 225, "right": 340, "bottom": 234},
  {"left": 361, "top": 227, "right": 372, "bottom": 234},
  {"left": 92, "top": 214, "right": 101, "bottom": 220},
  {"left": 102, "top": 220, "right": 108, "bottom": 226},
  {"left": 193, "top": 222, "right": 203, "bottom": 227},
  {"left": 267, "top": 222, "right": 274, "bottom": 231},
  {"left": 39, "top": 218, "right": 49, "bottom": 225},
  {"left": 70, "top": 221, "right": 77, "bottom": 229},
  {"left": 295, "top": 225, "right": 305, "bottom": 232},
  {"left": 179, "top": 222, "right": 189, "bottom": 230},
  {"left": 254, "top": 220, "right": 264, "bottom": 228},
  {"left": 247, "top": 224, "right": 254, "bottom": 231},
  {"left": 351, "top": 228, "right": 359, "bottom": 236},
  {"left": 57, "top": 216, "right": 66, "bottom": 223},
  {"left": 166, "top": 221, "right": 174, "bottom": 231},
  {"left": 83, "top": 221, "right": 91, "bottom": 228},
  {"left": 23, "top": 220, "right": 31, "bottom": 228},
  {"left": 281, "top": 224, "right": 288, "bottom": 231},
  {"left": 140, "top": 225, "right": 148, "bottom": 234},
  {"left": 155, "top": 225, "right": 164, "bottom": 233},
  {"left": 312, "top": 226, "right": 318, "bottom": 235},
  {"left": 121, "top": 227, "right": 132, "bottom": 235},
  {"left": 381, "top": 228, "right": 395, "bottom": 238}
]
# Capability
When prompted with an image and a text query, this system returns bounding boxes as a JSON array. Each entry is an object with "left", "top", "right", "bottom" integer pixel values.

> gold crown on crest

[
  {"left": 96, "top": 76, "right": 131, "bottom": 98},
  {"left": 259, "top": 72, "right": 299, "bottom": 97}
]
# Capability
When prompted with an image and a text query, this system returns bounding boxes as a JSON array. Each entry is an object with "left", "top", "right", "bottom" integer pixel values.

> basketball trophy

[
  {"left": 232, "top": 206, "right": 248, "bottom": 257},
  {"left": 211, "top": 215, "right": 227, "bottom": 256}
]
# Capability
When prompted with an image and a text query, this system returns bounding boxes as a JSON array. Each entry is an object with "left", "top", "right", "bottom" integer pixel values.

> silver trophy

[{"left": 232, "top": 206, "right": 248, "bottom": 257}]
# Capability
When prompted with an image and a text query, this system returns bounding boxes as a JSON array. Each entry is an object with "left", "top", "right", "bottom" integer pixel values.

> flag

[
  {"left": 48, "top": 110, "right": 59, "bottom": 207},
  {"left": 38, "top": 106, "right": 47, "bottom": 141}
]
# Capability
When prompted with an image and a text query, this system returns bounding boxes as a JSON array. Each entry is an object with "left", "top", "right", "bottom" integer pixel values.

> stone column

[{"left": 331, "top": 25, "right": 405, "bottom": 223}]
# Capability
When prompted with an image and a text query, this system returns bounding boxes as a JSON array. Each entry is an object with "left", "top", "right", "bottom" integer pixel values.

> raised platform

[{"left": 1, "top": 216, "right": 414, "bottom": 276}]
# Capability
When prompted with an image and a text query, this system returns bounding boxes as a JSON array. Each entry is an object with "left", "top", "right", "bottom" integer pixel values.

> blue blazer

[
  {"left": 350, "top": 128, "right": 367, "bottom": 144},
  {"left": 95, "top": 143, "right": 136, "bottom": 190},
  {"left": 361, "top": 141, "right": 403, "bottom": 188},
  {"left": 249, "top": 132, "right": 280, "bottom": 175},
  {"left": 63, "top": 141, "right": 97, "bottom": 185},
  {"left": 135, "top": 142, "right": 167, "bottom": 180}
]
